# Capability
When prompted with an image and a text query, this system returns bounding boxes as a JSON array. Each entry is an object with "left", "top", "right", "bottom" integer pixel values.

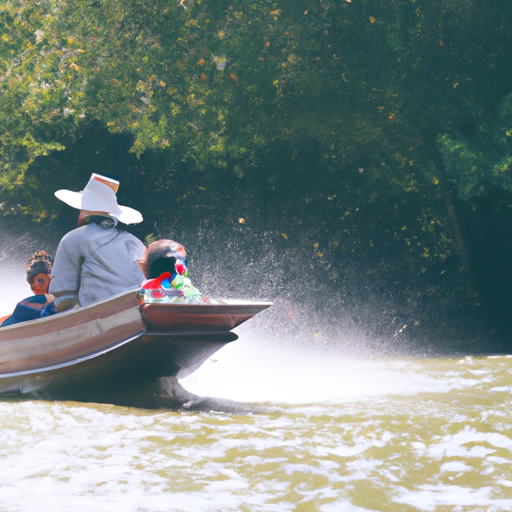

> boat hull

[{"left": 0, "top": 290, "right": 271, "bottom": 407}]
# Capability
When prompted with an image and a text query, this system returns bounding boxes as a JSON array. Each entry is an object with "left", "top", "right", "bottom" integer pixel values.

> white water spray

[{"left": 179, "top": 334, "right": 464, "bottom": 404}]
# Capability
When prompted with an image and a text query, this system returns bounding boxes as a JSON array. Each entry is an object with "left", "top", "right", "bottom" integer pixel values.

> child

[
  {"left": 0, "top": 251, "right": 56, "bottom": 327},
  {"left": 139, "top": 239, "right": 201, "bottom": 302}
]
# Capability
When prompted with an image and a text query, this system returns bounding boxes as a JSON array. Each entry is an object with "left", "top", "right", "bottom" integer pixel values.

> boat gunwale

[
  {"left": 140, "top": 300, "right": 272, "bottom": 310},
  {"left": 0, "top": 296, "right": 272, "bottom": 334}
]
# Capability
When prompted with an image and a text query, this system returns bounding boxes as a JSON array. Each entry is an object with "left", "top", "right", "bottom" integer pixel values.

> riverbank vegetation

[{"left": 2, "top": 0, "right": 512, "bottom": 352}]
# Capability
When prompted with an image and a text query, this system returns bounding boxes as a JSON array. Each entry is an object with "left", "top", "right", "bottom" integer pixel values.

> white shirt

[{"left": 49, "top": 223, "right": 146, "bottom": 306}]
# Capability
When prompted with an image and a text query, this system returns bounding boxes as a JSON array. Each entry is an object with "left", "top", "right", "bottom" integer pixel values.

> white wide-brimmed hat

[{"left": 54, "top": 173, "right": 143, "bottom": 224}]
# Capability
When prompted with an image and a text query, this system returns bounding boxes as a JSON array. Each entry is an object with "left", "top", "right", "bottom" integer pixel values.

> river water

[{"left": 1, "top": 333, "right": 512, "bottom": 512}]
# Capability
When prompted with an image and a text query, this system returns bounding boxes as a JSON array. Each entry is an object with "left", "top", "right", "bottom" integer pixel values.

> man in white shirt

[{"left": 49, "top": 173, "right": 146, "bottom": 307}]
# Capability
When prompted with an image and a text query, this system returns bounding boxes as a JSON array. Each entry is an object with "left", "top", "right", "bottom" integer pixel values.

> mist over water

[
  {"left": 179, "top": 335, "right": 446, "bottom": 404},
  {"left": 171, "top": 221, "right": 498, "bottom": 358}
]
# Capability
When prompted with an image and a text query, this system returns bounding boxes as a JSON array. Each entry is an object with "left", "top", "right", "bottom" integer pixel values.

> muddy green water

[{"left": 1, "top": 337, "right": 512, "bottom": 512}]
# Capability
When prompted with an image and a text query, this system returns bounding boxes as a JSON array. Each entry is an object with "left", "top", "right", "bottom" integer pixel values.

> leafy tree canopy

[{"left": 2, "top": 0, "right": 512, "bottom": 343}]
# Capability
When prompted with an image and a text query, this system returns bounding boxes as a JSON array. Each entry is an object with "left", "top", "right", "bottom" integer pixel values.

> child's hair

[{"left": 139, "top": 239, "right": 187, "bottom": 279}]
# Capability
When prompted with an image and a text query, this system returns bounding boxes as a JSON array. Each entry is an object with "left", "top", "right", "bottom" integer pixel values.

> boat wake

[{"left": 179, "top": 334, "right": 463, "bottom": 405}]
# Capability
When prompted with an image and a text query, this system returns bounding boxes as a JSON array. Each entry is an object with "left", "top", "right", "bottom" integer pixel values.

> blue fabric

[{"left": 0, "top": 295, "right": 56, "bottom": 327}]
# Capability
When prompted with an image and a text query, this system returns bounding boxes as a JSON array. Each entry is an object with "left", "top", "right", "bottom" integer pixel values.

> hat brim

[{"left": 55, "top": 189, "right": 143, "bottom": 224}]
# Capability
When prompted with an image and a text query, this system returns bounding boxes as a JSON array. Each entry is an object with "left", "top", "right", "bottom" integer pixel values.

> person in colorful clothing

[
  {"left": 49, "top": 173, "right": 146, "bottom": 308},
  {"left": 139, "top": 239, "right": 201, "bottom": 301}
]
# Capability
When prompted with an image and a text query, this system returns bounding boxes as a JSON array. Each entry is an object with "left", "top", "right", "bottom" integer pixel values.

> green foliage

[{"left": 2, "top": 0, "right": 512, "bottom": 335}]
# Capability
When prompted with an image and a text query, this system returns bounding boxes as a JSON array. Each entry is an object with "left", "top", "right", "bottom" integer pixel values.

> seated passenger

[
  {"left": 0, "top": 251, "right": 56, "bottom": 327},
  {"left": 49, "top": 173, "right": 146, "bottom": 308},
  {"left": 139, "top": 239, "right": 201, "bottom": 301}
]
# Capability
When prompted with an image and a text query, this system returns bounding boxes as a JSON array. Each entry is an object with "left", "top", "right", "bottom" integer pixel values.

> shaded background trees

[{"left": 2, "top": 0, "right": 512, "bottom": 352}]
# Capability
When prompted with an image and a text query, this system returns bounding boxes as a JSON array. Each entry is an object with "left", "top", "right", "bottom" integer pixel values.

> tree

[{"left": 2, "top": 0, "right": 512, "bottom": 344}]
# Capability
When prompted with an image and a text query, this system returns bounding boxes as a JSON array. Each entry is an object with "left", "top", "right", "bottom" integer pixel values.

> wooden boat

[{"left": 0, "top": 290, "right": 271, "bottom": 408}]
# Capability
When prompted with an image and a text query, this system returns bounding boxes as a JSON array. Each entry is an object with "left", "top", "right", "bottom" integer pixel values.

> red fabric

[{"left": 141, "top": 272, "right": 172, "bottom": 290}]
